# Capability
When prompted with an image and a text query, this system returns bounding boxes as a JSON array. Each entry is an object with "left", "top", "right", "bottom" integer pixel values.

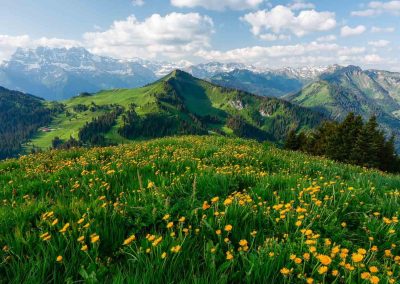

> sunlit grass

[{"left": 0, "top": 136, "right": 399, "bottom": 283}]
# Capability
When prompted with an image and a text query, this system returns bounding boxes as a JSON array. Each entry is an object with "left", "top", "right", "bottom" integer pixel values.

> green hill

[
  {"left": 0, "top": 136, "right": 399, "bottom": 283},
  {"left": 286, "top": 66, "right": 400, "bottom": 148},
  {"left": 27, "top": 70, "right": 324, "bottom": 151},
  {"left": 0, "top": 86, "right": 57, "bottom": 159}
]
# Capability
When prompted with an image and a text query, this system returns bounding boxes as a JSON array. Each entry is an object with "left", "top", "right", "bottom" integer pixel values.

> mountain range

[
  {"left": 0, "top": 69, "right": 324, "bottom": 157},
  {"left": 0, "top": 47, "right": 330, "bottom": 100},
  {"left": 286, "top": 65, "right": 400, "bottom": 144},
  {"left": 1, "top": 46, "right": 400, "bottom": 155}
]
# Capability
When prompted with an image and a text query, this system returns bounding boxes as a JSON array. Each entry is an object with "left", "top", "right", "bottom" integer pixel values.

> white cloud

[
  {"left": 0, "top": 35, "right": 30, "bottom": 61},
  {"left": 351, "top": 9, "right": 376, "bottom": 17},
  {"left": 364, "top": 54, "right": 383, "bottom": 64},
  {"left": 259, "top": 33, "right": 290, "bottom": 41},
  {"left": 316, "top": 34, "right": 337, "bottom": 42},
  {"left": 132, "top": 0, "right": 145, "bottom": 6},
  {"left": 368, "top": 40, "right": 390, "bottom": 47},
  {"left": 371, "top": 26, "right": 395, "bottom": 33},
  {"left": 83, "top": 13, "right": 214, "bottom": 60},
  {"left": 340, "top": 25, "right": 366, "bottom": 37},
  {"left": 170, "top": 0, "right": 263, "bottom": 11},
  {"left": 241, "top": 5, "right": 336, "bottom": 39},
  {"left": 196, "top": 42, "right": 340, "bottom": 62},
  {"left": 351, "top": 1, "right": 400, "bottom": 17},
  {"left": 195, "top": 42, "right": 391, "bottom": 69},
  {"left": 0, "top": 35, "right": 80, "bottom": 62},
  {"left": 288, "top": 0, "right": 315, "bottom": 10}
]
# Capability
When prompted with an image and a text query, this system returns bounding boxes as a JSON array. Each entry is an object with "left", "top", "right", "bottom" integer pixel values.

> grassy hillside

[
  {"left": 28, "top": 70, "right": 324, "bottom": 151},
  {"left": 0, "top": 136, "right": 399, "bottom": 283},
  {"left": 286, "top": 66, "right": 400, "bottom": 149}
]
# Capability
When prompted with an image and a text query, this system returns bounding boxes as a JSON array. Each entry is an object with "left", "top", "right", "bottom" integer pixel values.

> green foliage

[
  {"left": 285, "top": 113, "right": 400, "bottom": 173},
  {"left": 0, "top": 87, "right": 55, "bottom": 159},
  {"left": 25, "top": 70, "right": 324, "bottom": 153},
  {"left": 0, "top": 136, "right": 399, "bottom": 283}
]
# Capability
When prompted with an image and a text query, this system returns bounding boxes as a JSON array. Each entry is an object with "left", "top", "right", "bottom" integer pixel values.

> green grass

[
  {"left": 26, "top": 71, "right": 323, "bottom": 151},
  {"left": 0, "top": 136, "right": 399, "bottom": 283}
]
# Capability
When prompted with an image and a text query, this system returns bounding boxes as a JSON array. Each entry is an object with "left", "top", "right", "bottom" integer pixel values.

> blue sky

[{"left": 0, "top": 0, "right": 399, "bottom": 70}]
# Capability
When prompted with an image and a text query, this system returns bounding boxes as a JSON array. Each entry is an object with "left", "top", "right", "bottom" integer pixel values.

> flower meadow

[{"left": 0, "top": 136, "right": 399, "bottom": 283}]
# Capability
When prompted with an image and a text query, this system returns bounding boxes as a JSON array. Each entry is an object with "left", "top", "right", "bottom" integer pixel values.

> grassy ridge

[
  {"left": 28, "top": 71, "right": 324, "bottom": 151},
  {"left": 0, "top": 136, "right": 399, "bottom": 283}
]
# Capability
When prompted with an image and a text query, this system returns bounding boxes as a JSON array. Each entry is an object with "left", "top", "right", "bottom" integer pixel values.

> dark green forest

[
  {"left": 0, "top": 87, "right": 55, "bottom": 159},
  {"left": 285, "top": 113, "right": 400, "bottom": 173}
]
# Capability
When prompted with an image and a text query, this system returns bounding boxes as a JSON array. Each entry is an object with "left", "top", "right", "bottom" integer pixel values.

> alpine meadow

[{"left": 0, "top": 0, "right": 400, "bottom": 283}]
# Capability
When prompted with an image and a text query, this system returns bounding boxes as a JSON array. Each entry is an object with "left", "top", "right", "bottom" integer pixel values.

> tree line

[
  {"left": 0, "top": 87, "right": 58, "bottom": 159},
  {"left": 284, "top": 113, "right": 400, "bottom": 173}
]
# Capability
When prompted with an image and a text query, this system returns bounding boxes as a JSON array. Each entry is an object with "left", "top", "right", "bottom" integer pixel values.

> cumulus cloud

[
  {"left": 195, "top": 42, "right": 389, "bottom": 69},
  {"left": 352, "top": 1, "right": 400, "bottom": 17},
  {"left": 368, "top": 40, "right": 390, "bottom": 47},
  {"left": 170, "top": 0, "right": 263, "bottom": 11},
  {"left": 287, "top": 0, "right": 315, "bottom": 10},
  {"left": 83, "top": 13, "right": 214, "bottom": 59},
  {"left": 371, "top": 26, "right": 395, "bottom": 33},
  {"left": 0, "top": 35, "right": 80, "bottom": 62},
  {"left": 196, "top": 42, "right": 340, "bottom": 62},
  {"left": 241, "top": 5, "right": 336, "bottom": 39},
  {"left": 340, "top": 25, "right": 366, "bottom": 37},
  {"left": 316, "top": 35, "right": 337, "bottom": 42},
  {"left": 132, "top": 0, "right": 145, "bottom": 6}
]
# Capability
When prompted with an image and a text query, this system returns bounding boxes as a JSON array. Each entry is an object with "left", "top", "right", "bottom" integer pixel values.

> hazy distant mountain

[
  {"left": 209, "top": 69, "right": 304, "bottom": 97},
  {"left": 0, "top": 47, "right": 157, "bottom": 100}
]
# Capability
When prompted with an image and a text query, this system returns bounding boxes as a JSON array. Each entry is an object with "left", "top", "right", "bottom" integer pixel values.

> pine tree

[{"left": 284, "top": 130, "right": 299, "bottom": 150}]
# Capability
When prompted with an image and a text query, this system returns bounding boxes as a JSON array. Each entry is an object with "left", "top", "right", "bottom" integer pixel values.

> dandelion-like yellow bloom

[
  {"left": 216, "top": 229, "right": 221, "bottom": 235},
  {"left": 51, "top": 219, "right": 58, "bottom": 226},
  {"left": 370, "top": 276, "right": 380, "bottom": 284},
  {"left": 91, "top": 235, "right": 100, "bottom": 244},
  {"left": 318, "top": 266, "right": 328, "bottom": 274},
  {"left": 351, "top": 253, "right": 363, "bottom": 263},
  {"left": 77, "top": 236, "right": 85, "bottom": 243},
  {"left": 357, "top": 248, "right": 367, "bottom": 255},
  {"left": 211, "top": 197, "right": 219, "bottom": 203},
  {"left": 81, "top": 244, "right": 88, "bottom": 251},
  {"left": 202, "top": 201, "right": 210, "bottom": 210},
  {"left": 167, "top": 222, "right": 174, "bottom": 229},
  {"left": 59, "top": 223, "right": 70, "bottom": 233},
  {"left": 161, "top": 252, "right": 167, "bottom": 259},
  {"left": 123, "top": 235, "right": 136, "bottom": 246},
  {"left": 317, "top": 254, "right": 332, "bottom": 266},
  {"left": 361, "top": 272, "right": 371, "bottom": 279},
  {"left": 56, "top": 255, "right": 63, "bottom": 262},
  {"left": 223, "top": 198, "right": 233, "bottom": 206},
  {"left": 224, "top": 224, "right": 233, "bottom": 232},
  {"left": 369, "top": 266, "right": 379, "bottom": 273},
  {"left": 170, "top": 245, "right": 181, "bottom": 253},
  {"left": 226, "top": 251, "right": 233, "bottom": 260},
  {"left": 280, "top": 267, "right": 291, "bottom": 275}
]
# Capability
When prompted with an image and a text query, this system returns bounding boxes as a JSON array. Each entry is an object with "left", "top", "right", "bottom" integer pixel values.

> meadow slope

[{"left": 0, "top": 136, "right": 399, "bottom": 283}]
